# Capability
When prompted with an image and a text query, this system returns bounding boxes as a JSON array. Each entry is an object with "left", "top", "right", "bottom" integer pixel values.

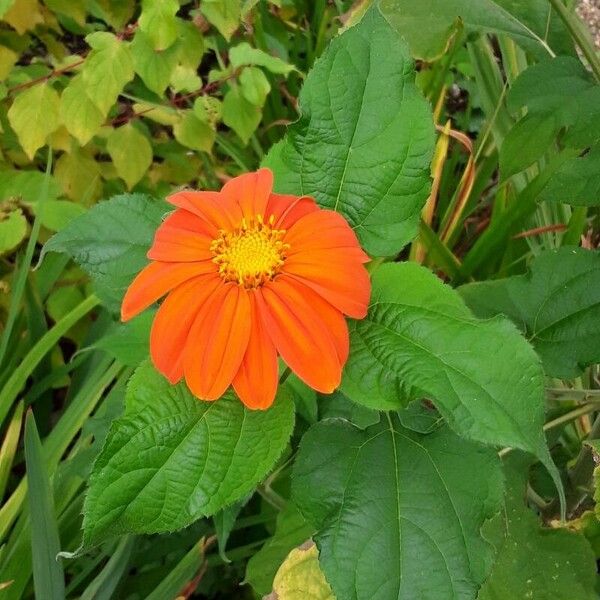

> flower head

[{"left": 121, "top": 168, "right": 371, "bottom": 409}]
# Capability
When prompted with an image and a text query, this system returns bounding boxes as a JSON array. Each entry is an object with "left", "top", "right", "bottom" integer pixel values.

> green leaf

[
  {"left": 263, "top": 7, "right": 434, "bottom": 256},
  {"left": 213, "top": 497, "right": 247, "bottom": 562},
  {"left": 107, "top": 124, "right": 153, "bottom": 189},
  {"left": 131, "top": 30, "right": 180, "bottom": 95},
  {"left": 479, "top": 455, "right": 596, "bottom": 600},
  {"left": 343, "top": 262, "right": 553, "bottom": 468},
  {"left": 25, "top": 410, "right": 66, "bottom": 599},
  {"left": 38, "top": 200, "right": 87, "bottom": 232},
  {"left": 7, "top": 83, "right": 60, "bottom": 159},
  {"left": 173, "top": 110, "right": 216, "bottom": 153},
  {"left": 60, "top": 76, "right": 105, "bottom": 146},
  {"left": 499, "top": 112, "right": 558, "bottom": 181},
  {"left": 292, "top": 417, "right": 504, "bottom": 600},
  {"left": 239, "top": 66, "right": 271, "bottom": 106},
  {"left": 318, "top": 390, "right": 380, "bottom": 430},
  {"left": 539, "top": 144, "right": 600, "bottom": 207},
  {"left": 0, "top": 169, "right": 61, "bottom": 204},
  {"left": 54, "top": 148, "right": 102, "bottom": 203},
  {"left": 507, "top": 57, "right": 594, "bottom": 114},
  {"left": 82, "top": 362, "right": 295, "bottom": 546},
  {"left": 222, "top": 85, "right": 262, "bottom": 144},
  {"left": 92, "top": 310, "right": 154, "bottom": 366},
  {"left": 379, "top": 0, "right": 563, "bottom": 60},
  {"left": 245, "top": 502, "right": 314, "bottom": 596},
  {"left": 229, "top": 42, "right": 295, "bottom": 75},
  {"left": 270, "top": 543, "right": 334, "bottom": 600},
  {"left": 200, "top": 0, "right": 241, "bottom": 40},
  {"left": 0, "top": 208, "right": 27, "bottom": 255},
  {"left": 82, "top": 32, "right": 134, "bottom": 116},
  {"left": 42, "top": 193, "right": 168, "bottom": 311},
  {"left": 459, "top": 247, "right": 600, "bottom": 378},
  {"left": 138, "top": 0, "right": 179, "bottom": 50}
]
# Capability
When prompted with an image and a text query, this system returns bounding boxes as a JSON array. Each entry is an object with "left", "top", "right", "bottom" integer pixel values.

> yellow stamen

[{"left": 211, "top": 215, "right": 289, "bottom": 288}]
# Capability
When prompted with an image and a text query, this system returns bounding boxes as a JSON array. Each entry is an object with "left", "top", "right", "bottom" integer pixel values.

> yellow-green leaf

[
  {"left": 82, "top": 32, "right": 134, "bottom": 115},
  {"left": 106, "top": 124, "right": 153, "bottom": 189},
  {"left": 270, "top": 543, "right": 334, "bottom": 600},
  {"left": 173, "top": 110, "right": 215, "bottom": 153},
  {"left": 8, "top": 83, "right": 60, "bottom": 159},
  {"left": 139, "top": 0, "right": 179, "bottom": 50},
  {"left": 54, "top": 149, "right": 102, "bottom": 203},
  {"left": 2, "top": 0, "right": 42, "bottom": 34},
  {"left": 239, "top": 66, "right": 271, "bottom": 106},
  {"left": 0, "top": 208, "right": 27, "bottom": 255},
  {"left": 131, "top": 30, "right": 179, "bottom": 95},
  {"left": 60, "top": 76, "right": 104, "bottom": 146},
  {"left": 222, "top": 85, "right": 261, "bottom": 144},
  {"left": 200, "top": 0, "right": 241, "bottom": 41}
]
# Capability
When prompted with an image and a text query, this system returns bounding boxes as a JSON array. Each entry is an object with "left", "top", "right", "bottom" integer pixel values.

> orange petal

[
  {"left": 121, "top": 261, "right": 216, "bottom": 322},
  {"left": 148, "top": 211, "right": 214, "bottom": 262},
  {"left": 184, "top": 283, "right": 252, "bottom": 400},
  {"left": 167, "top": 190, "right": 242, "bottom": 230},
  {"left": 150, "top": 274, "right": 222, "bottom": 383},
  {"left": 222, "top": 168, "right": 273, "bottom": 220},
  {"left": 232, "top": 291, "right": 279, "bottom": 410},
  {"left": 283, "top": 251, "right": 371, "bottom": 319},
  {"left": 265, "top": 193, "right": 319, "bottom": 229},
  {"left": 257, "top": 275, "right": 347, "bottom": 393},
  {"left": 285, "top": 209, "right": 369, "bottom": 261}
]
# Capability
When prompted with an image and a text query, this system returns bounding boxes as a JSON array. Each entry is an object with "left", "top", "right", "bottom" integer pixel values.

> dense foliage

[{"left": 1, "top": 0, "right": 600, "bottom": 599}]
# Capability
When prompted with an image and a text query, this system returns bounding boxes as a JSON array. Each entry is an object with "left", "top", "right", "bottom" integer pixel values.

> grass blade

[
  {"left": 0, "top": 401, "right": 23, "bottom": 502},
  {"left": 24, "top": 410, "right": 65, "bottom": 599}
]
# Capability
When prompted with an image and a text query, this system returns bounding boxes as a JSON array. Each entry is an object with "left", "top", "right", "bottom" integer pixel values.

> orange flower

[{"left": 121, "top": 168, "right": 371, "bottom": 409}]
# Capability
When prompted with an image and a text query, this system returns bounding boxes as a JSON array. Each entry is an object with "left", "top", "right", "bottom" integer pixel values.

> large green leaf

[
  {"left": 262, "top": 6, "right": 434, "bottom": 257},
  {"left": 378, "top": 0, "right": 564, "bottom": 61},
  {"left": 343, "top": 263, "right": 556, "bottom": 476},
  {"left": 478, "top": 455, "right": 596, "bottom": 600},
  {"left": 460, "top": 247, "right": 600, "bottom": 378},
  {"left": 82, "top": 362, "right": 295, "bottom": 547},
  {"left": 42, "top": 193, "right": 168, "bottom": 311},
  {"left": 292, "top": 417, "right": 504, "bottom": 600},
  {"left": 344, "top": 264, "right": 539, "bottom": 441}
]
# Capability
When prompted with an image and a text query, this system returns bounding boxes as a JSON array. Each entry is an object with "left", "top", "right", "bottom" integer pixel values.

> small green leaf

[
  {"left": 539, "top": 144, "right": 600, "bottom": 207},
  {"left": 292, "top": 417, "right": 504, "bottom": 600},
  {"left": 239, "top": 66, "right": 271, "bottom": 106},
  {"left": 60, "top": 76, "right": 105, "bottom": 146},
  {"left": 173, "top": 110, "right": 216, "bottom": 153},
  {"left": 42, "top": 193, "right": 168, "bottom": 310},
  {"left": 138, "top": 0, "right": 179, "bottom": 50},
  {"left": 82, "top": 31, "right": 134, "bottom": 115},
  {"left": 82, "top": 362, "right": 295, "bottom": 546},
  {"left": 223, "top": 85, "right": 262, "bottom": 144},
  {"left": 131, "top": 30, "right": 180, "bottom": 95},
  {"left": 270, "top": 543, "right": 334, "bottom": 600},
  {"left": 107, "top": 124, "right": 153, "bottom": 189},
  {"left": 460, "top": 247, "right": 600, "bottom": 378},
  {"left": 343, "top": 262, "right": 554, "bottom": 471},
  {"left": 500, "top": 112, "right": 558, "bottom": 180},
  {"left": 25, "top": 410, "right": 66, "bottom": 599},
  {"left": 245, "top": 502, "right": 314, "bottom": 596},
  {"left": 318, "top": 391, "right": 380, "bottom": 430},
  {"left": 0, "top": 208, "right": 27, "bottom": 255},
  {"left": 200, "top": 0, "right": 241, "bottom": 40},
  {"left": 8, "top": 83, "right": 60, "bottom": 159},
  {"left": 229, "top": 42, "right": 294, "bottom": 75},
  {"left": 38, "top": 200, "right": 87, "bottom": 232},
  {"left": 263, "top": 7, "right": 434, "bottom": 256},
  {"left": 92, "top": 311, "right": 154, "bottom": 366}
]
